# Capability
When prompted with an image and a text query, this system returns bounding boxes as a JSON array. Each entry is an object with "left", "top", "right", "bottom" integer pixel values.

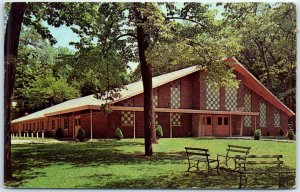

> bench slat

[
  {"left": 236, "top": 155, "right": 283, "bottom": 158},
  {"left": 185, "top": 147, "right": 208, "bottom": 152},
  {"left": 237, "top": 160, "right": 283, "bottom": 165},
  {"left": 226, "top": 149, "right": 249, "bottom": 153},
  {"left": 228, "top": 145, "right": 251, "bottom": 150},
  {"left": 187, "top": 152, "right": 209, "bottom": 157}
]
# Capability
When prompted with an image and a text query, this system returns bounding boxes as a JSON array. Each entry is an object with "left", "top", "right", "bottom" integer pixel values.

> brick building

[{"left": 11, "top": 58, "right": 295, "bottom": 138}]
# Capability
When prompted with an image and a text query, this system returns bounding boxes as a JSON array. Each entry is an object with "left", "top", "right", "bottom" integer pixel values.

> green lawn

[{"left": 7, "top": 138, "right": 296, "bottom": 189}]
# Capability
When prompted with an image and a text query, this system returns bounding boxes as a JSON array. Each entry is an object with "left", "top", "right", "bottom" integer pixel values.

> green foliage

[
  {"left": 76, "top": 128, "right": 86, "bottom": 142},
  {"left": 254, "top": 129, "right": 261, "bottom": 140},
  {"left": 156, "top": 125, "right": 163, "bottom": 139},
  {"left": 223, "top": 3, "right": 296, "bottom": 112},
  {"left": 287, "top": 129, "right": 295, "bottom": 140},
  {"left": 115, "top": 128, "right": 123, "bottom": 140},
  {"left": 54, "top": 127, "right": 64, "bottom": 140}
]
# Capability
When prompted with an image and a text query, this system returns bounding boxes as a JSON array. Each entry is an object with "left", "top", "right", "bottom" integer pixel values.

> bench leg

[
  {"left": 187, "top": 161, "right": 191, "bottom": 172},
  {"left": 239, "top": 172, "right": 242, "bottom": 189},
  {"left": 196, "top": 161, "right": 200, "bottom": 172}
]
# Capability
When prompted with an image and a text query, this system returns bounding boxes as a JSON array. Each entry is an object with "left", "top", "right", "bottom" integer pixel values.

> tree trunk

[
  {"left": 4, "top": 2, "right": 26, "bottom": 182},
  {"left": 134, "top": 3, "right": 156, "bottom": 156}
]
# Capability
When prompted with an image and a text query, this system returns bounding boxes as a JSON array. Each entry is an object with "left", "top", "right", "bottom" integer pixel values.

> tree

[
  {"left": 222, "top": 3, "right": 296, "bottom": 112},
  {"left": 4, "top": 2, "right": 27, "bottom": 182}
]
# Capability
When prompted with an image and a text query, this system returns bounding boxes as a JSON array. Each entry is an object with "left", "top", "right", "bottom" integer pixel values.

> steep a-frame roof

[
  {"left": 12, "top": 65, "right": 202, "bottom": 123},
  {"left": 225, "top": 57, "right": 295, "bottom": 117},
  {"left": 12, "top": 58, "right": 295, "bottom": 123}
]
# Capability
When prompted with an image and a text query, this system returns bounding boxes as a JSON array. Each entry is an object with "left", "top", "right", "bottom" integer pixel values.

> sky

[{"left": 47, "top": 3, "right": 225, "bottom": 71}]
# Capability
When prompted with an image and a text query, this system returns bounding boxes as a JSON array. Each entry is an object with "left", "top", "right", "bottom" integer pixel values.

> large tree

[{"left": 222, "top": 3, "right": 296, "bottom": 112}]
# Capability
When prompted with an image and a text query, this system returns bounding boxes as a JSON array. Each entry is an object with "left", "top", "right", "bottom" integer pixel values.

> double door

[{"left": 202, "top": 115, "right": 230, "bottom": 136}]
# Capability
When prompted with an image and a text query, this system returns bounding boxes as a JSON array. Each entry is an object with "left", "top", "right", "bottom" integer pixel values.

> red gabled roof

[{"left": 224, "top": 57, "right": 295, "bottom": 117}]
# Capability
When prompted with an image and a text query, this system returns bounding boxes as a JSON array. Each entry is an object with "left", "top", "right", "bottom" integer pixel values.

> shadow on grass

[{"left": 9, "top": 140, "right": 295, "bottom": 189}]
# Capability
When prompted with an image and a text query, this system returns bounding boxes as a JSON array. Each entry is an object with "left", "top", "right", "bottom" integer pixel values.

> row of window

[{"left": 19, "top": 117, "right": 73, "bottom": 132}]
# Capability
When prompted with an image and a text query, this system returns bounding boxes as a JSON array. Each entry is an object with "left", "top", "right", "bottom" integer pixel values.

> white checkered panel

[
  {"left": 259, "top": 101, "right": 267, "bottom": 127},
  {"left": 225, "top": 87, "right": 237, "bottom": 111},
  {"left": 153, "top": 89, "right": 158, "bottom": 108},
  {"left": 274, "top": 110, "right": 281, "bottom": 127},
  {"left": 171, "top": 80, "right": 180, "bottom": 109},
  {"left": 122, "top": 99, "right": 134, "bottom": 125},
  {"left": 206, "top": 85, "right": 220, "bottom": 110},
  {"left": 244, "top": 91, "right": 252, "bottom": 127},
  {"left": 155, "top": 113, "right": 159, "bottom": 125},
  {"left": 171, "top": 113, "right": 181, "bottom": 126},
  {"left": 122, "top": 111, "right": 134, "bottom": 125}
]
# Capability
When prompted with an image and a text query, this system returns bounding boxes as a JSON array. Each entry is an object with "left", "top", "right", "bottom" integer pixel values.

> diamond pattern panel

[
  {"left": 225, "top": 87, "right": 237, "bottom": 111},
  {"left": 259, "top": 101, "right": 267, "bottom": 127},
  {"left": 122, "top": 99, "right": 134, "bottom": 125},
  {"left": 171, "top": 113, "right": 181, "bottom": 126},
  {"left": 206, "top": 85, "right": 220, "bottom": 110},
  {"left": 244, "top": 91, "right": 252, "bottom": 127},
  {"left": 274, "top": 110, "right": 281, "bottom": 127},
  {"left": 155, "top": 113, "right": 159, "bottom": 125},
  {"left": 153, "top": 88, "right": 158, "bottom": 108},
  {"left": 171, "top": 80, "right": 180, "bottom": 109}
]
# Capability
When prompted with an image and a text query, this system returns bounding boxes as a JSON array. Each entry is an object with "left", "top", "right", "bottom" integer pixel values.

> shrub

[
  {"left": 44, "top": 130, "right": 52, "bottom": 138},
  {"left": 287, "top": 129, "right": 295, "bottom": 140},
  {"left": 55, "top": 127, "right": 64, "bottom": 140},
  {"left": 254, "top": 129, "right": 261, "bottom": 140},
  {"left": 279, "top": 129, "right": 284, "bottom": 136},
  {"left": 115, "top": 128, "right": 123, "bottom": 140},
  {"left": 77, "top": 128, "right": 86, "bottom": 142},
  {"left": 156, "top": 125, "right": 163, "bottom": 139}
]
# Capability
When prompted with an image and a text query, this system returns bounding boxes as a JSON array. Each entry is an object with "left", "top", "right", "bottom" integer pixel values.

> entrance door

[
  {"left": 203, "top": 115, "right": 213, "bottom": 136},
  {"left": 215, "top": 115, "right": 230, "bottom": 136}
]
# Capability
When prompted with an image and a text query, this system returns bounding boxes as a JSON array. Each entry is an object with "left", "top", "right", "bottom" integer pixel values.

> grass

[{"left": 7, "top": 138, "right": 296, "bottom": 189}]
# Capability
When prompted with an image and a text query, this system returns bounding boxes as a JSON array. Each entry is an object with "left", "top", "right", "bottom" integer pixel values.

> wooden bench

[
  {"left": 217, "top": 145, "right": 251, "bottom": 170},
  {"left": 236, "top": 155, "right": 293, "bottom": 188},
  {"left": 185, "top": 147, "right": 219, "bottom": 175}
]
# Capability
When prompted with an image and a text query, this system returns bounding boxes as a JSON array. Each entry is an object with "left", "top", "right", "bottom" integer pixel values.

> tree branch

[{"left": 165, "top": 16, "right": 207, "bottom": 28}]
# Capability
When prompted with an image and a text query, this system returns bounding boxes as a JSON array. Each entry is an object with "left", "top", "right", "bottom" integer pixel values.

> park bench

[
  {"left": 185, "top": 147, "right": 219, "bottom": 175},
  {"left": 236, "top": 154, "right": 293, "bottom": 188},
  {"left": 217, "top": 145, "right": 251, "bottom": 170}
]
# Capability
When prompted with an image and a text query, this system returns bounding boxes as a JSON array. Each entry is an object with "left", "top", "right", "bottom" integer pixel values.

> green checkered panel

[
  {"left": 171, "top": 113, "right": 181, "bottom": 126},
  {"left": 171, "top": 80, "right": 180, "bottom": 109},
  {"left": 206, "top": 85, "right": 220, "bottom": 110},
  {"left": 259, "top": 101, "right": 267, "bottom": 127},
  {"left": 274, "top": 110, "right": 281, "bottom": 127},
  {"left": 225, "top": 87, "right": 237, "bottom": 111}
]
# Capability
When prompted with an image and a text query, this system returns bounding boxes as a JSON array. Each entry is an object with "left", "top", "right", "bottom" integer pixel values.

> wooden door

[
  {"left": 215, "top": 115, "right": 230, "bottom": 136},
  {"left": 203, "top": 115, "right": 213, "bottom": 136}
]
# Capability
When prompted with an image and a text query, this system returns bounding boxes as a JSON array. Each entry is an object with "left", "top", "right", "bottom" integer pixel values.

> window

[
  {"left": 64, "top": 118, "right": 69, "bottom": 129},
  {"left": 206, "top": 117, "right": 212, "bottom": 125},
  {"left": 274, "top": 110, "right": 281, "bottom": 127},
  {"left": 52, "top": 120, "right": 55, "bottom": 130},
  {"left": 206, "top": 85, "right": 220, "bottom": 110},
  {"left": 218, "top": 117, "right": 222, "bottom": 125},
  {"left": 75, "top": 117, "right": 81, "bottom": 126},
  {"left": 225, "top": 87, "right": 237, "bottom": 111},
  {"left": 259, "top": 101, "right": 267, "bottom": 127},
  {"left": 244, "top": 88, "right": 252, "bottom": 127},
  {"left": 224, "top": 117, "right": 229, "bottom": 125},
  {"left": 121, "top": 99, "right": 134, "bottom": 125},
  {"left": 171, "top": 80, "right": 181, "bottom": 126}
]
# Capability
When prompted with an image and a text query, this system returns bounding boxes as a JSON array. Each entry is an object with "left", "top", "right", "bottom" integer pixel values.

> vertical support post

[
  {"left": 170, "top": 113, "right": 172, "bottom": 138},
  {"left": 254, "top": 116, "right": 257, "bottom": 130},
  {"left": 90, "top": 109, "right": 93, "bottom": 140},
  {"left": 240, "top": 116, "right": 244, "bottom": 136},
  {"left": 31, "top": 132, "right": 33, "bottom": 138},
  {"left": 37, "top": 132, "right": 39, "bottom": 139},
  {"left": 42, "top": 132, "right": 44, "bottom": 139},
  {"left": 73, "top": 112, "right": 75, "bottom": 138},
  {"left": 133, "top": 111, "right": 136, "bottom": 139},
  {"left": 229, "top": 114, "right": 232, "bottom": 137},
  {"left": 26, "top": 132, "right": 28, "bottom": 138}
]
